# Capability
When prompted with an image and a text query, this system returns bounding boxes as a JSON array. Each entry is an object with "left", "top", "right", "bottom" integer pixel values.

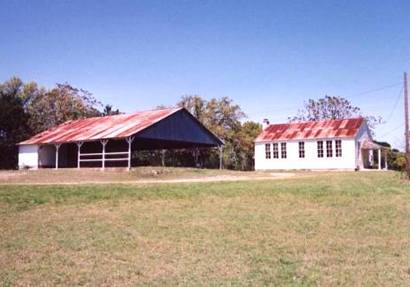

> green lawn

[{"left": 1, "top": 171, "right": 409, "bottom": 286}]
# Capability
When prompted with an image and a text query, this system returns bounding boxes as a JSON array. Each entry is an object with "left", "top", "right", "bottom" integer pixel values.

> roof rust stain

[
  {"left": 19, "top": 107, "right": 182, "bottom": 145},
  {"left": 256, "top": 118, "right": 364, "bottom": 142}
]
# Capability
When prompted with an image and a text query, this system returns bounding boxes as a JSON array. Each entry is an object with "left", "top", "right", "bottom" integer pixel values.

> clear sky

[{"left": 1, "top": 0, "right": 409, "bottom": 148}]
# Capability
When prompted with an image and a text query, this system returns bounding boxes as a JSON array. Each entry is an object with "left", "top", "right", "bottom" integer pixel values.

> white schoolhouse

[{"left": 254, "top": 118, "right": 387, "bottom": 171}]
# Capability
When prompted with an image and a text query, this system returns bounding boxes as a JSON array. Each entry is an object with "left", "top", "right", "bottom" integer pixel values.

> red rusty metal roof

[
  {"left": 19, "top": 107, "right": 183, "bottom": 145},
  {"left": 255, "top": 118, "right": 365, "bottom": 142}
]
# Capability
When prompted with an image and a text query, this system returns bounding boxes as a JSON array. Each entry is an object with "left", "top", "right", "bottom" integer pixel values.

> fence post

[
  {"left": 55, "top": 144, "right": 61, "bottom": 170},
  {"left": 76, "top": 142, "right": 83, "bottom": 169},
  {"left": 100, "top": 140, "right": 108, "bottom": 170},
  {"left": 219, "top": 146, "right": 223, "bottom": 170},
  {"left": 126, "top": 137, "right": 135, "bottom": 171}
]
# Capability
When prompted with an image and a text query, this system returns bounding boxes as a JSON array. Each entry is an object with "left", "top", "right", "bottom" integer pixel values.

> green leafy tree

[
  {"left": 0, "top": 90, "right": 31, "bottom": 168},
  {"left": 388, "top": 148, "right": 406, "bottom": 171},
  {"left": 178, "top": 96, "right": 245, "bottom": 139},
  {"left": 27, "top": 83, "right": 102, "bottom": 133},
  {"left": 176, "top": 95, "right": 259, "bottom": 170},
  {"left": 290, "top": 95, "right": 361, "bottom": 121},
  {"left": 0, "top": 77, "right": 42, "bottom": 109},
  {"left": 178, "top": 95, "right": 206, "bottom": 121},
  {"left": 2, "top": 77, "right": 103, "bottom": 134},
  {"left": 236, "top": 121, "right": 262, "bottom": 170},
  {"left": 0, "top": 77, "right": 105, "bottom": 168},
  {"left": 290, "top": 95, "right": 382, "bottom": 134},
  {"left": 102, "top": 104, "right": 120, "bottom": 116}
]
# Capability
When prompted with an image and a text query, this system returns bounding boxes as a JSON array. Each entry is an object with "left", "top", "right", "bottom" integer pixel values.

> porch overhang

[{"left": 360, "top": 139, "right": 388, "bottom": 150}]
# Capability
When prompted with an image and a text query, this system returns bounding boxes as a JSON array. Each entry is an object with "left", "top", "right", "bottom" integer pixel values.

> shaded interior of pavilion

[{"left": 37, "top": 136, "right": 223, "bottom": 170}]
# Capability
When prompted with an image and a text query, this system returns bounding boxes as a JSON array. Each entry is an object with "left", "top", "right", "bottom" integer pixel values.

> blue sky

[{"left": 1, "top": 0, "right": 409, "bottom": 148}]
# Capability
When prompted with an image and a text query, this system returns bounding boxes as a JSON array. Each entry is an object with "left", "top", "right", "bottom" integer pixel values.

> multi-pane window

[
  {"left": 326, "top": 140, "right": 333, "bottom": 157},
  {"left": 299, "top": 142, "right": 305, "bottom": 158},
  {"left": 273, "top": 143, "right": 279, "bottom": 158},
  {"left": 317, "top": 141, "right": 324, "bottom": 158},
  {"left": 335, "top": 140, "right": 342, "bottom": 157},
  {"left": 281, "top": 142, "right": 287, "bottom": 158},
  {"left": 265, "top": 143, "right": 271, "bottom": 159}
]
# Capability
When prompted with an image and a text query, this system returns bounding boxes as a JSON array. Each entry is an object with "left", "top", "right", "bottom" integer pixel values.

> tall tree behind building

[
  {"left": 27, "top": 83, "right": 102, "bottom": 133},
  {"left": 0, "top": 90, "right": 31, "bottom": 168},
  {"left": 0, "top": 77, "right": 104, "bottom": 168},
  {"left": 177, "top": 95, "right": 260, "bottom": 170},
  {"left": 290, "top": 95, "right": 382, "bottom": 134},
  {"left": 103, "top": 104, "right": 121, "bottom": 116}
]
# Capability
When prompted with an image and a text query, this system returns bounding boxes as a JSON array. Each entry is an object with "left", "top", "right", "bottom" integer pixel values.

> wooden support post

[
  {"left": 378, "top": 149, "right": 381, "bottom": 170},
  {"left": 367, "top": 149, "right": 374, "bottom": 168},
  {"left": 161, "top": 149, "right": 166, "bottom": 167},
  {"left": 55, "top": 144, "right": 61, "bottom": 170},
  {"left": 125, "top": 136, "right": 135, "bottom": 171},
  {"left": 193, "top": 148, "right": 199, "bottom": 168},
  {"left": 219, "top": 146, "right": 223, "bottom": 170},
  {"left": 384, "top": 150, "right": 388, "bottom": 170},
  {"left": 76, "top": 142, "right": 83, "bottom": 169},
  {"left": 101, "top": 140, "right": 108, "bottom": 170}
]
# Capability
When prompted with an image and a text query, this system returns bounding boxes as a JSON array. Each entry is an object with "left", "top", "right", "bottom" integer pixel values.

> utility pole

[{"left": 404, "top": 72, "right": 410, "bottom": 179}]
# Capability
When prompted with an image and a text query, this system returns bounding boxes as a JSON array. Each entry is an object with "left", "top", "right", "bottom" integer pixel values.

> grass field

[{"left": 1, "top": 169, "right": 409, "bottom": 286}]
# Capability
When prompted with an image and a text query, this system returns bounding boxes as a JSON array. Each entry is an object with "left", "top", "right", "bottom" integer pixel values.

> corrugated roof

[
  {"left": 19, "top": 107, "right": 183, "bottom": 145},
  {"left": 255, "top": 118, "right": 365, "bottom": 142}
]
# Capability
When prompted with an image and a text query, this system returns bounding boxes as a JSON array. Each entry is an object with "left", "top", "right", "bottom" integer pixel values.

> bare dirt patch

[
  {"left": 0, "top": 171, "right": 24, "bottom": 180},
  {"left": 0, "top": 167, "right": 296, "bottom": 185}
]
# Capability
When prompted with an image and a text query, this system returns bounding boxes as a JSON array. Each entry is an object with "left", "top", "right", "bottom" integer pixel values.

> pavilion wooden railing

[{"left": 74, "top": 136, "right": 135, "bottom": 170}]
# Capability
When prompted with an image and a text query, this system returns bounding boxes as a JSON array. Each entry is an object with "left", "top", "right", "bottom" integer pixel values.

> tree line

[
  {"left": 0, "top": 77, "right": 404, "bottom": 171},
  {"left": 0, "top": 77, "right": 126, "bottom": 169}
]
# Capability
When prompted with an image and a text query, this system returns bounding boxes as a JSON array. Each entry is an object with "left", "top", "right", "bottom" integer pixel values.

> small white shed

[{"left": 18, "top": 144, "right": 39, "bottom": 169}]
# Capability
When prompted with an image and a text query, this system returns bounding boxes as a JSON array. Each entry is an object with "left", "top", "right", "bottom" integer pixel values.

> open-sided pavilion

[{"left": 18, "top": 107, "right": 224, "bottom": 170}]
